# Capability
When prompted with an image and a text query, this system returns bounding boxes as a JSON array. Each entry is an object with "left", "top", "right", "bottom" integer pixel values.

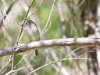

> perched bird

[{"left": 22, "top": 20, "right": 40, "bottom": 55}]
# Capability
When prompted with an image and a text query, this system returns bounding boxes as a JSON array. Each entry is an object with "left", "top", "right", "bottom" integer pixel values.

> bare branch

[
  {"left": 16, "top": 0, "right": 34, "bottom": 45},
  {"left": 27, "top": 0, "right": 45, "bottom": 19},
  {"left": 0, "top": 38, "right": 100, "bottom": 57},
  {"left": 12, "top": 0, "right": 35, "bottom": 71},
  {"left": 43, "top": 0, "right": 55, "bottom": 32},
  {"left": 6, "top": 0, "right": 17, "bottom": 18},
  {"left": 0, "top": 0, "right": 16, "bottom": 44}
]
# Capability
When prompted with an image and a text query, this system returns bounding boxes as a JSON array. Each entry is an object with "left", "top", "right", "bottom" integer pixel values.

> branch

[
  {"left": 16, "top": 0, "right": 34, "bottom": 45},
  {"left": 27, "top": 0, "right": 45, "bottom": 19},
  {"left": 0, "top": 38, "right": 100, "bottom": 57}
]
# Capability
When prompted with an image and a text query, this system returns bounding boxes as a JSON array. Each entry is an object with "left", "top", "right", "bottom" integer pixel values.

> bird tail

[{"left": 35, "top": 49, "right": 39, "bottom": 55}]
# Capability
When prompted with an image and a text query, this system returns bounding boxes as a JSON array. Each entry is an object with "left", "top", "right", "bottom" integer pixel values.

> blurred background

[{"left": 0, "top": 0, "right": 100, "bottom": 75}]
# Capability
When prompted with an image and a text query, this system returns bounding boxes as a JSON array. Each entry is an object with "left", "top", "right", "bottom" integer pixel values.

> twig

[
  {"left": 16, "top": 0, "right": 34, "bottom": 45},
  {"left": 28, "top": 58, "right": 86, "bottom": 75},
  {"left": 43, "top": 0, "right": 56, "bottom": 32},
  {"left": 64, "top": 0, "right": 82, "bottom": 37},
  {"left": 12, "top": 0, "right": 35, "bottom": 70},
  {"left": 27, "top": 0, "right": 45, "bottom": 19},
  {"left": 0, "top": 0, "right": 17, "bottom": 70},
  {"left": 0, "top": 56, "right": 12, "bottom": 74},
  {"left": 78, "top": 0, "right": 85, "bottom": 7},
  {"left": 5, "top": 57, "right": 89, "bottom": 75},
  {"left": 0, "top": 0, "right": 16, "bottom": 44}
]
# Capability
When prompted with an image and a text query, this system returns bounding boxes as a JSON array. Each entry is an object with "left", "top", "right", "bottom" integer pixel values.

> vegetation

[{"left": 0, "top": 0, "right": 99, "bottom": 75}]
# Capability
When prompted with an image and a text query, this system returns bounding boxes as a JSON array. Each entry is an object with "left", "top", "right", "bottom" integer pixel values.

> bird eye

[{"left": 26, "top": 22, "right": 28, "bottom": 25}]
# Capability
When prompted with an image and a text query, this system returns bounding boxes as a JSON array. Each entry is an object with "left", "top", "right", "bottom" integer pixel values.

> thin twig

[
  {"left": 28, "top": 58, "right": 87, "bottom": 75},
  {"left": 12, "top": 0, "right": 35, "bottom": 71},
  {"left": 5, "top": 57, "right": 89, "bottom": 75},
  {"left": 0, "top": 0, "right": 17, "bottom": 70},
  {"left": 0, "top": 56, "right": 12, "bottom": 73},
  {"left": 16, "top": 0, "right": 34, "bottom": 45},
  {"left": 0, "top": 0, "right": 16, "bottom": 44},
  {"left": 43, "top": 0, "right": 56, "bottom": 32},
  {"left": 6, "top": 0, "right": 17, "bottom": 19},
  {"left": 27, "top": 0, "right": 45, "bottom": 19}
]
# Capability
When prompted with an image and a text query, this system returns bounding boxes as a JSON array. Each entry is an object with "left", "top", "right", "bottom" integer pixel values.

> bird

[{"left": 22, "top": 20, "right": 40, "bottom": 55}]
